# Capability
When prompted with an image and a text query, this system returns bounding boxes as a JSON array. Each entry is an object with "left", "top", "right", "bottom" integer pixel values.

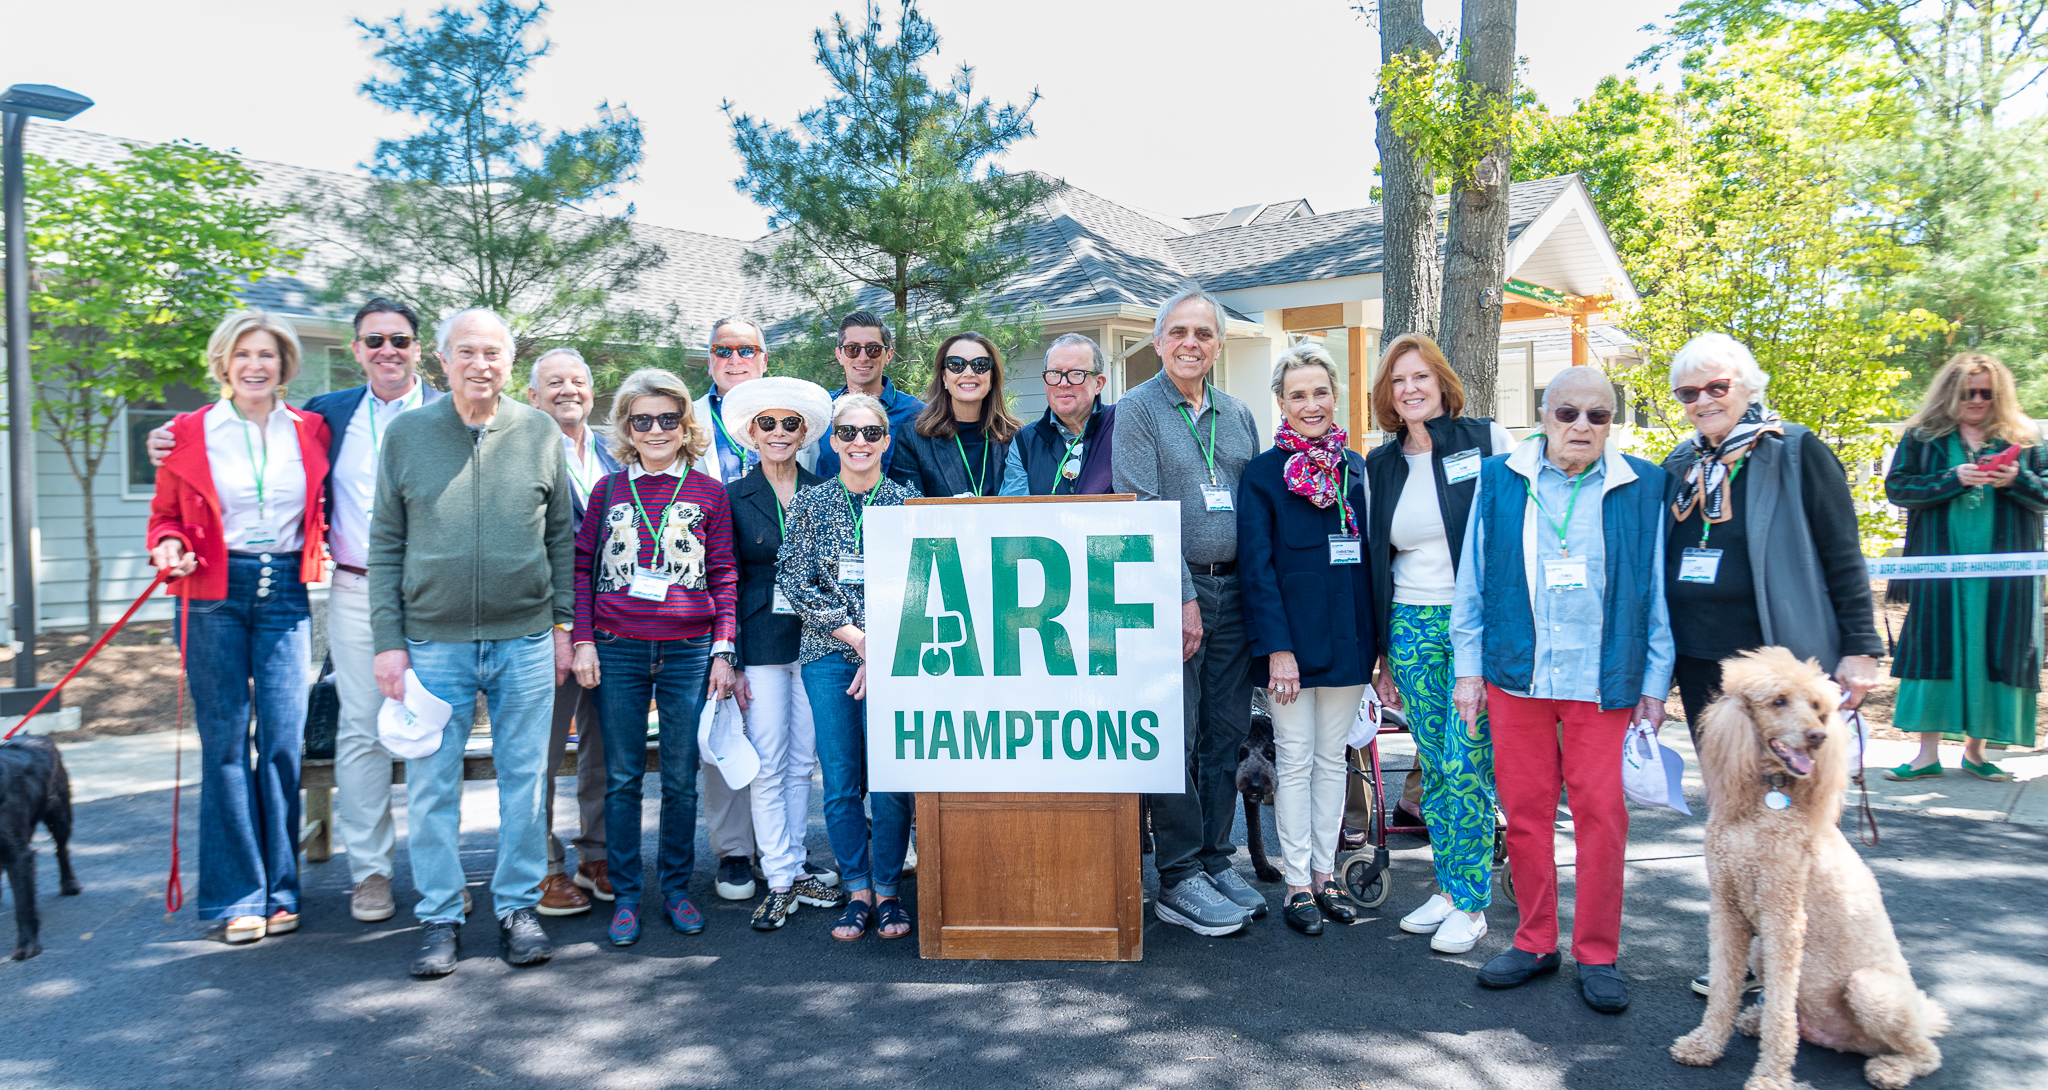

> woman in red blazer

[{"left": 147, "top": 310, "right": 330, "bottom": 946}]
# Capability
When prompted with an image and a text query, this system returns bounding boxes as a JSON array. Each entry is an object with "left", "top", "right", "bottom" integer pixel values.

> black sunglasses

[
  {"left": 628, "top": 412, "right": 684, "bottom": 433},
  {"left": 943, "top": 356, "right": 994, "bottom": 375},
  {"left": 1550, "top": 406, "right": 1615, "bottom": 425},
  {"left": 754, "top": 414, "right": 804, "bottom": 434},
  {"left": 834, "top": 424, "right": 887, "bottom": 442},
  {"left": 1673, "top": 379, "right": 1733, "bottom": 404},
  {"left": 1043, "top": 369, "right": 1097, "bottom": 386},
  {"left": 1963, "top": 388, "right": 1996, "bottom": 401},
  {"left": 359, "top": 333, "right": 414, "bottom": 349},
  {"left": 710, "top": 344, "right": 762, "bottom": 359},
  {"left": 838, "top": 342, "right": 887, "bottom": 359}
]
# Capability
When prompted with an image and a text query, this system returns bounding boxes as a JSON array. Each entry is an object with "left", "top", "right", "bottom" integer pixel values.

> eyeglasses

[
  {"left": 359, "top": 333, "right": 414, "bottom": 349},
  {"left": 628, "top": 413, "right": 684, "bottom": 433},
  {"left": 710, "top": 344, "right": 762, "bottom": 359},
  {"left": 1549, "top": 406, "right": 1615, "bottom": 425},
  {"left": 942, "top": 356, "right": 994, "bottom": 375},
  {"left": 838, "top": 342, "right": 887, "bottom": 360},
  {"left": 754, "top": 415, "right": 804, "bottom": 434},
  {"left": 1963, "top": 388, "right": 1996, "bottom": 402},
  {"left": 833, "top": 424, "right": 888, "bottom": 442},
  {"left": 1673, "top": 379, "right": 1734, "bottom": 404},
  {"left": 1043, "top": 369, "right": 1098, "bottom": 386}
]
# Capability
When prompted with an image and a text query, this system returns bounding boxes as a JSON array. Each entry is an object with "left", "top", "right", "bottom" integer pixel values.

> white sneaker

[
  {"left": 1399, "top": 893, "right": 1456, "bottom": 934},
  {"left": 1430, "top": 909, "right": 1487, "bottom": 954}
]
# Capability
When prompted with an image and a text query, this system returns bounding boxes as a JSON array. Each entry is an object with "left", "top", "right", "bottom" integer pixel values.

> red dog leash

[{"left": 3, "top": 570, "right": 170, "bottom": 740}]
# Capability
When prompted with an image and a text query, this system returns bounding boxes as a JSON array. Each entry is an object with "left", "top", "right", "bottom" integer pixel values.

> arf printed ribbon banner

[
  {"left": 863, "top": 500, "right": 1186, "bottom": 793},
  {"left": 1865, "top": 552, "right": 2048, "bottom": 579}
]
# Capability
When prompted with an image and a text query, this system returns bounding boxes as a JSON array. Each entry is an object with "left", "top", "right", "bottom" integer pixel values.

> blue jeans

[
  {"left": 179, "top": 554, "right": 310, "bottom": 920},
  {"left": 404, "top": 631, "right": 556, "bottom": 923},
  {"left": 802, "top": 652, "right": 912, "bottom": 897},
  {"left": 593, "top": 630, "right": 710, "bottom": 906}
]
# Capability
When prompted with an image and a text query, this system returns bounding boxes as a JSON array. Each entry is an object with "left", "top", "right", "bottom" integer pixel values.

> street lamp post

[{"left": 1, "top": 83, "right": 92, "bottom": 716}]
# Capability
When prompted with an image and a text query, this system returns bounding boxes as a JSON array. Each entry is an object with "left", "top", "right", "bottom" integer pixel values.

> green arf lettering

[
  {"left": 992, "top": 537, "right": 1077, "bottom": 676},
  {"left": 929, "top": 710, "right": 961, "bottom": 759},
  {"left": 895, "top": 710, "right": 925, "bottom": 760},
  {"left": 1004, "top": 711, "right": 1035, "bottom": 759},
  {"left": 1062, "top": 711, "right": 1093, "bottom": 760},
  {"left": 891, "top": 538, "right": 984, "bottom": 678},
  {"left": 1035, "top": 710, "right": 1060, "bottom": 760},
  {"left": 965, "top": 710, "right": 1000, "bottom": 759},
  {"left": 1087, "top": 535, "right": 1155, "bottom": 676},
  {"left": 1096, "top": 710, "right": 1127, "bottom": 759},
  {"left": 1130, "top": 710, "right": 1160, "bottom": 760}
]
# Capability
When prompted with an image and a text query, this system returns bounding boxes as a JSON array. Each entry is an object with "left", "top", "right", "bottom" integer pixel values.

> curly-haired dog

[
  {"left": 0, "top": 735, "right": 81, "bottom": 960},
  {"left": 1671, "top": 647, "right": 1947, "bottom": 1090}
]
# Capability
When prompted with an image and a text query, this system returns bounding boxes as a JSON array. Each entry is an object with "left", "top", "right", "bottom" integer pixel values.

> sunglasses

[
  {"left": 838, "top": 342, "right": 888, "bottom": 360},
  {"left": 834, "top": 424, "right": 888, "bottom": 442},
  {"left": 710, "top": 344, "right": 762, "bottom": 359},
  {"left": 1043, "top": 369, "right": 1098, "bottom": 386},
  {"left": 1963, "top": 388, "right": 1996, "bottom": 402},
  {"left": 359, "top": 333, "right": 414, "bottom": 349},
  {"left": 943, "top": 356, "right": 994, "bottom": 375},
  {"left": 1673, "top": 379, "right": 1734, "bottom": 404},
  {"left": 628, "top": 412, "right": 684, "bottom": 433},
  {"left": 1550, "top": 406, "right": 1615, "bottom": 425},
  {"left": 754, "top": 414, "right": 804, "bottom": 434}
]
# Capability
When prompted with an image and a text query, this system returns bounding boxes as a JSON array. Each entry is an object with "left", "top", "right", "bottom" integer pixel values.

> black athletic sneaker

[
  {"left": 715, "top": 856, "right": 757, "bottom": 900},
  {"left": 410, "top": 921, "right": 460, "bottom": 978}
]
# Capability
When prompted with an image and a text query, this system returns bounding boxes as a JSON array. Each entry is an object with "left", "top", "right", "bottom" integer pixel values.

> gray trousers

[
  {"left": 544, "top": 678, "right": 606, "bottom": 873},
  {"left": 1148, "top": 572, "right": 1253, "bottom": 888}
]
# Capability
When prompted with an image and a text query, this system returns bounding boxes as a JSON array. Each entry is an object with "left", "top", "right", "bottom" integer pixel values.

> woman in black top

[
  {"left": 888, "top": 331, "right": 1022, "bottom": 497},
  {"left": 716, "top": 377, "right": 843, "bottom": 932}
]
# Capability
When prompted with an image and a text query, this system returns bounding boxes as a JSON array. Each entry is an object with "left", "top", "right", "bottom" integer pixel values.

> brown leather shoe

[
  {"left": 574, "top": 860, "right": 615, "bottom": 902},
  {"left": 536, "top": 873, "right": 591, "bottom": 916}
]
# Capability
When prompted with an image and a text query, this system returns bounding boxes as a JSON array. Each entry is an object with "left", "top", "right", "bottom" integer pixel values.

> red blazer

[{"left": 146, "top": 403, "right": 331, "bottom": 600}]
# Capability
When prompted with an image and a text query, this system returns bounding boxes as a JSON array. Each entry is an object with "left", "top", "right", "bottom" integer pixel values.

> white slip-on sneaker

[
  {"left": 1399, "top": 893, "right": 1456, "bottom": 934},
  {"left": 1430, "top": 909, "right": 1487, "bottom": 954}
]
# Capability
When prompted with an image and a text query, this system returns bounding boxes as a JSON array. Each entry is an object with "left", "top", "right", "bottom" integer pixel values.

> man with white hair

[
  {"left": 1450, "top": 365, "right": 1674, "bottom": 1014},
  {"left": 371, "top": 307, "right": 576, "bottom": 978}
]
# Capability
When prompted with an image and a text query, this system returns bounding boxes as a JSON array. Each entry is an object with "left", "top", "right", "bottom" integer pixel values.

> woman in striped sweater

[{"left": 571, "top": 368, "right": 740, "bottom": 947}]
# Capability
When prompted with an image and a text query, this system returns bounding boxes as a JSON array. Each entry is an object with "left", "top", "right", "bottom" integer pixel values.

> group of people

[{"left": 141, "top": 282, "right": 2041, "bottom": 1004}]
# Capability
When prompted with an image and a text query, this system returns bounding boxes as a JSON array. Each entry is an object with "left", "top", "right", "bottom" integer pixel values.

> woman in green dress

[{"left": 1885, "top": 352, "right": 2047, "bottom": 782}]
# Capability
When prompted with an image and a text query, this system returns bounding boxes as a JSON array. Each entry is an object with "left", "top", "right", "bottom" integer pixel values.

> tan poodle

[{"left": 1671, "top": 647, "right": 1948, "bottom": 1090}]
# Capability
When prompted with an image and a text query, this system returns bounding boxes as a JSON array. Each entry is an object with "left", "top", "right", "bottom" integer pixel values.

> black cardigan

[
  {"left": 1363, "top": 415, "right": 1503, "bottom": 648},
  {"left": 729, "top": 462, "right": 824, "bottom": 668}
]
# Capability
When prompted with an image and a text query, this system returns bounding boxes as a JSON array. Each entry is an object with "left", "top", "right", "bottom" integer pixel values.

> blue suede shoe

[
  {"left": 608, "top": 904, "right": 640, "bottom": 947},
  {"left": 1477, "top": 946, "right": 1562, "bottom": 989},
  {"left": 665, "top": 895, "right": 705, "bottom": 935}
]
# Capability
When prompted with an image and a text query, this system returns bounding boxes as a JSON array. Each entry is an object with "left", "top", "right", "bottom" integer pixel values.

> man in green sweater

[{"left": 369, "top": 307, "right": 575, "bottom": 979}]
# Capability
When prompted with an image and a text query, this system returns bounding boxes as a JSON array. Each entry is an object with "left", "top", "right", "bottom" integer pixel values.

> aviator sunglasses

[
  {"left": 838, "top": 342, "right": 888, "bottom": 360},
  {"left": 1550, "top": 406, "right": 1615, "bottom": 425},
  {"left": 1963, "top": 388, "right": 1996, "bottom": 401},
  {"left": 628, "top": 412, "right": 684, "bottom": 432},
  {"left": 710, "top": 344, "right": 762, "bottom": 359},
  {"left": 834, "top": 424, "right": 888, "bottom": 442},
  {"left": 359, "top": 333, "right": 414, "bottom": 349},
  {"left": 1673, "top": 379, "right": 1734, "bottom": 404},
  {"left": 754, "top": 415, "right": 804, "bottom": 433},
  {"left": 942, "top": 356, "right": 994, "bottom": 374}
]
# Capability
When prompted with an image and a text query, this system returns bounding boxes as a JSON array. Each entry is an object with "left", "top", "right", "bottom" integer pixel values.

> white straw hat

[{"left": 719, "top": 376, "right": 834, "bottom": 452}]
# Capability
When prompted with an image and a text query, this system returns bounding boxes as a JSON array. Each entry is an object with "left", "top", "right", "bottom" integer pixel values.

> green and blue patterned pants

[{"left": 1388, "top": 603, "right": 1496, "bottom": 912}]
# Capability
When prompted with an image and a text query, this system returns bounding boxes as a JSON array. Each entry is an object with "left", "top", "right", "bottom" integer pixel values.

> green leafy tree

[
  {"left": 308, "top": 0, "right": 673, "bottom": 380},
  {"left": 724, "top": 0, "right": 1054, "bottom": 384},
  {"left": 18, "top": 142, "right": 296, "bottom": 631},
  {"left": 1514, "top": 75, "right": 1681, "bottom": 285}
]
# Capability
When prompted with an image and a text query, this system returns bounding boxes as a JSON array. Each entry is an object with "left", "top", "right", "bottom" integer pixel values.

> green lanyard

[
  {"left": 953, "top": 433, "right": 992, "bottom": 496},
  {"left": 365, "top": 383, "right": 420, "bottom": 456},
  {"left": 1051, "top": 431, "right": 1086, "bottom": 495},
  {"left": 708, "top": 397, "right": 751, "bottom": 477},
  {"left": 228, "top": 401, "right": 270, "bottom": 514},
  {"left": 563, "top": 433, "right": 597, "bottom": 501},
  {"left": 839, "top": 479, "right": 870, "bottom": 550},
  {"left": 1336, "top": 464, "right": 1358, "bottom": 537},
  {"left": 1174, "top": 386, "right": 1219, "bottom": 485},
  {"left": 626, "top": 471, "right": 668, "bottom": 542},
  {"left": 1696, "top": 455, "right": 1747, "bottom": 549},
  {"left": 1522, "top": 468, "right": 1589, "bottom": 557}
]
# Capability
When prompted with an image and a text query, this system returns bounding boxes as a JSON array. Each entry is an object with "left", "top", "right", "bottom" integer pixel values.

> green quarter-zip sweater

[{"left": 368, "top": 392, "right": 575, "bottom": 653}]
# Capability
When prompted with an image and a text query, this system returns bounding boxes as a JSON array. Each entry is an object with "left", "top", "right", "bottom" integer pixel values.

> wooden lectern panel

[{"left": 916, "top": 792, "right": 1143, "bottom": 961}]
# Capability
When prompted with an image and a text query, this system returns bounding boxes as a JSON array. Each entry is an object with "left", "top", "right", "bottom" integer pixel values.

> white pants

[
  {"left": 743, "top": 662, "right": 816, "bottom": 888},
  {"left": 1271, "top": 684, "right": 1363, "bottom": 888},
  {"left": 327, "top": 571, "right": 396, "bottom": 884}
]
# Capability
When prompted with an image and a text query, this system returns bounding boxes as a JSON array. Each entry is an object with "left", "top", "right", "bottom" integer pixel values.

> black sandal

[
  {"left": 831, "top": 898, "right": 874, "bottom": 941},
  {"left": 876, "top": 898, "right": 912, "bottom": 939}
]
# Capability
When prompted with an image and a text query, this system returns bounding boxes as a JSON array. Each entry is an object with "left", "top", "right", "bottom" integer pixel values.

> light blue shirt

[{"left": 1450, "top": 439, "right": 1674, "bottom": 703}]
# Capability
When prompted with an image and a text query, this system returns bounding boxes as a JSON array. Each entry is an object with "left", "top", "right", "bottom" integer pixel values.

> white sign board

[{"left": 862, "top": 500, "right": 1186, "bottom": 793}]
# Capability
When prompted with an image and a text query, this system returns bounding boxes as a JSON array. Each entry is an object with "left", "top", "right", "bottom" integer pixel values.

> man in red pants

[{"left": 1447, "top": 366, "right": 1674, "bottom": 1014}]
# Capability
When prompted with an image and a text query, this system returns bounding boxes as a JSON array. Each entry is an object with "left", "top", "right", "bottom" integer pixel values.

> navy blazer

[
  {"left": 302, "top": 381, "right": 448, "bottom": 527},
  {"left": 886, "top": 423, "right": 1012, "bottom": 498},
  {"left": 1236, "top": 445, "right": 1377, "bottom": 689},
  {"left": 565, "top": 436, "right": 623, "bottom": 528},
  {"left": 728, "top": 463, "right": 825, "bottom": 668}
]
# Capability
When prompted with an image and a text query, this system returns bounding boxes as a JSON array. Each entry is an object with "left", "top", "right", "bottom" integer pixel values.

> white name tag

[
  {"left": 1329, "top": 535, "right": 1362, "bottom": 565},
  {"left": 628, "top": 567, "right": 671, "bottom": 601},
  {"left": 1203, "top": 486, "right": 1234, "bottom": 512},
  {"left": 1443, "top": 448, "right": 1484, "bottom": 485},
  {"left": 772, "top": 586, "right": 797, "bottom": 615},
  {"left": 243, "top": 532, "right": 278, "bottom": 548},
  {"left": 839, "top": 553, "right": 866, "bottom": 585},
  {"left": 1544, "top": 558, "right": 1589, "bottom": 591},
  {"left": 1678, "top": 547, "right": 1723, "bottom": 584}
]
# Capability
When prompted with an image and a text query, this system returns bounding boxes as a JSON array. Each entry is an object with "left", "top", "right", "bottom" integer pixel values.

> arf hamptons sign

[{"left": 863, "top": 500, "right": 1186, "bottom": 792}]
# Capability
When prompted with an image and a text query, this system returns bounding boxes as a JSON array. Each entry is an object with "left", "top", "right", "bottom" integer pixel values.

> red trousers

[{"left": 1488, "top": 686, "right": 1631, "bottom": 965}]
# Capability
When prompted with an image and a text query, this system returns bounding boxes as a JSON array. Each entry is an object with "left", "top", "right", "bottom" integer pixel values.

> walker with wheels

[{"left": 1336, "top": 700, "right": 1512, "bottom": 910}]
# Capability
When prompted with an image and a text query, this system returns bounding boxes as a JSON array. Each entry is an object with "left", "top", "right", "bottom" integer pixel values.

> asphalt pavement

[{"left": 4, "top": 778, "right": 2044, "bottom": 1090}]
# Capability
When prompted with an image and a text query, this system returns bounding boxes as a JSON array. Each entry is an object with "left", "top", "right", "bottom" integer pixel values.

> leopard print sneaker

[
  {"left": 751, "top": 889, "right": 797, "bottom": 932},
  {"left": 791, "top": 875, "right": 846, "bottom": 908}
]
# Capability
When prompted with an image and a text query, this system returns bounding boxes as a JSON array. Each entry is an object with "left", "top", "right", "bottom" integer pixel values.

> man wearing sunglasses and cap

[
  {"left": 1449, "top": 365, "right": 1674, "bottom": 1015},
  {"left": 813, "top": 310, "right": 924, "bottom": 479}
]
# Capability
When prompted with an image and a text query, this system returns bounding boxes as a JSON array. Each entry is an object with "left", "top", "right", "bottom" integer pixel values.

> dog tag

[
  {"left": 1764, "top": 790, "right": 1791, "bottom": 810},
  {"left": 1443, "top": 447, "right": 1484, "bottom": 485},
  {"left": 1203, "top": 486, "right": 1234, "bottom": 512},
  {"left": 1329, "top": 535, "right": 1362, "bottom": 564},
  {"left": 628, "top": 567, "right": 671, "bottom": 602},
  {"left": 838, "top": 553, "right": 866, "bottom": 585},
  {"left": 1678, "top": 547, "right": 1723, "bottom": 584},
  {"left": 772, "top": 586, "right": 797, "bottom": 615},
  {"left": 1544, "top": 558, "right": 1589, "bottom": 590}
]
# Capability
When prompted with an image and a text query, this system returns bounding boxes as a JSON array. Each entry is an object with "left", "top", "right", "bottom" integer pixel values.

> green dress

[{"left": 1893, "top": 435, "right": 2040, "bottom": 745}]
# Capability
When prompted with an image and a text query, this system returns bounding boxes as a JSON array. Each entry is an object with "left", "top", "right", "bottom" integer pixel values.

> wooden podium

[{"left": 903, "top": 495, "right": 1147, "bottom": 961}]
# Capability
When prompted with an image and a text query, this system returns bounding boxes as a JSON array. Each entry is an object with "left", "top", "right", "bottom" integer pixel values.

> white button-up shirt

[
  {"left": 330, "top": 382, "right": 424, "bottom": 569},
  {"left": 203, "top": 399, "right": 307, "bottom": 553},
  {"left": 561, "top": 426, "right": 603, "bottom": 506}
]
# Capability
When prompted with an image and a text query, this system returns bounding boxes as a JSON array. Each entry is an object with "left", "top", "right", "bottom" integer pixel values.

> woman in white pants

[
  {"left": 720, "top": 377, "right": 847, "bottom": 930},
  {"left": 1235, "top": 344, "right": 1377, "bottom": 935}
]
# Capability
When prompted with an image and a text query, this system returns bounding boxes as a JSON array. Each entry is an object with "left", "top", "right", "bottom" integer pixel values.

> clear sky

[{"left": 2, "top": 0, "right": 1676, "bottom": 240}]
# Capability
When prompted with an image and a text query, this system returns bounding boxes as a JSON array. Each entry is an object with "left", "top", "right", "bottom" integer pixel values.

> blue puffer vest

[{"left": 1477, "top": 451, "right": 1664, "bottom": 710}]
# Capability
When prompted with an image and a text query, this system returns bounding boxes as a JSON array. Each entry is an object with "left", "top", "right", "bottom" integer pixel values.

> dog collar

[{"left": 1762, "top": 772, "right": 1791, "bottom": 810}]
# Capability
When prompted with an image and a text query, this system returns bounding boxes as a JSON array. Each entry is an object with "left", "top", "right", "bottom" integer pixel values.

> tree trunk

[
  {"left": 80, "top": 463, "right": 101, "bottom": 637},
  {"left": 1436, "top": 0, "right": 1517, "bottom": 416},
  {"left": 1376, "top": 0, "right": 1443, "bottom": 349}
]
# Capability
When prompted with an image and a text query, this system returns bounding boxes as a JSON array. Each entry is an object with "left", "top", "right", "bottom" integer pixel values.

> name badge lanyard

[
  {"left": 1522, "top": 468, "right": 1589, "bottom": 557},
  {"left": 1328, "top": 464, "right": 1363, "bottom": 564},
  {"left": 954, "top": 433, "right": 992, "bottom": 496},
  {"left": 1694, "top": 454, "right": 1747, "bottom": 549},
  {"left": 839, "top": 479, "right": 869, "bottom": 552},
  {"left": 626, "top": 473, "right": 671, "bottom": 574},
  {"left": 563, "top": 432, "right": 597, "bottom": 502},
  {"left": 1052, "top": 431, "right": 1086, "bottom": 495},
  {"left": 1175, "top": 387, "right": 1220, "bottom": 486},
  {"left": 229, "top": 402, "right": 272, "bottom": 538},
  {"left": 709, "top": 400, "right": 755, "bottom": 480}
]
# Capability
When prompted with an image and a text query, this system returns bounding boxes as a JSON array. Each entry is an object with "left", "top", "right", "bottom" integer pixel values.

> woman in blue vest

[
  {"left": 887, "top": 331, "right": 1021, "bottom": 498},
  {"left": 1237, "top": 343, "right": 1376, "bottom": 935},
  {"left": 1362, "top": 333, "right": 1513, "bottom": 956}
]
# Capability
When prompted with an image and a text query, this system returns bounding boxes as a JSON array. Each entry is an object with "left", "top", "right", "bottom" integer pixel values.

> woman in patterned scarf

[{"left": 1237, "top": 342, "right": 1375, "bottom": 936}]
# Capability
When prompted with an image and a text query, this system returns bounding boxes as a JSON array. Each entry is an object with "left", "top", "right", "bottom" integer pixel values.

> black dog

[
  {"left": 1235, "top": 698, "right": 1282, "bottom": 883},
  {"left": 0, "top": 735, "right": 81, "bottom": 960}
]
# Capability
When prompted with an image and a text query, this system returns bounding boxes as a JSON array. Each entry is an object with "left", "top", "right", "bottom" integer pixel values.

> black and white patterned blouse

[{"left": 775, "top": 475, "right": 923, "bottom": 666}]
